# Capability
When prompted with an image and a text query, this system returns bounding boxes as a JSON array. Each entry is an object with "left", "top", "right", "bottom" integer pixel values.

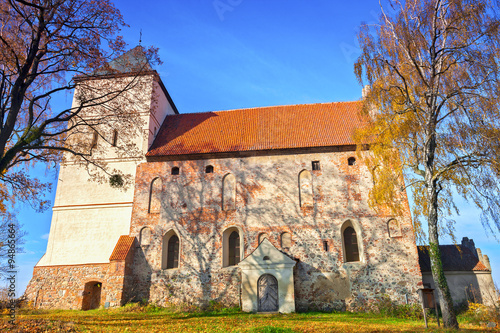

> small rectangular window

[
  {"left": 312, "top": 161, "right": 320, "bottom": 171},
  {"left": 323, "top": 240, "right": 329, "bottom": 252}
]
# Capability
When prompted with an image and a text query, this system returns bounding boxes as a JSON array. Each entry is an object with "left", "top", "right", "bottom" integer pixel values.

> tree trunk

[
  {"left": 424, "top": 116, "right": 459, "bottom": 329},
  {"left": 426, "top": 179, "right": 459, "bottom": 329}
]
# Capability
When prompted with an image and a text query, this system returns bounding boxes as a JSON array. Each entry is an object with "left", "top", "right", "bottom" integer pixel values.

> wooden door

[{"left": 258, "top": 274, "right": 279, "bottom": 312}]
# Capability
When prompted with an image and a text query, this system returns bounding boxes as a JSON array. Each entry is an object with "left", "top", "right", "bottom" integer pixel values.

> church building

[{"left": 25, "top": 47, "right": 496, "bottom": 312}]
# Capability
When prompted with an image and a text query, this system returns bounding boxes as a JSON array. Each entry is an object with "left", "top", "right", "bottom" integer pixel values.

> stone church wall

[{"left": 128, "top": 149, "right": 423, "bottom": 311}]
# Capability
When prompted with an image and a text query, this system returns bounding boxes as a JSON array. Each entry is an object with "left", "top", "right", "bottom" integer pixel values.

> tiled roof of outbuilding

[
  {"left": 418, "top": 245, "right": 489, "bottom": 272},
  {"left": 147, "top": 101, "right": 364, "bottom": 157},
  {"left": 109, "top": 235, "right": 135, "bottom": 261}
]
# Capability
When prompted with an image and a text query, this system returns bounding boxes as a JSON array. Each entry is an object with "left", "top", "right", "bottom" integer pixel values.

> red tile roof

[
  {"left": 418, "top": 245, "right": 489, "bottom": 272},
  {"left": 109, "top": 235, "right": 135, "bottom": 261},
  {"left": 147, "top": 101, "right": 364, "bottom": 157}
]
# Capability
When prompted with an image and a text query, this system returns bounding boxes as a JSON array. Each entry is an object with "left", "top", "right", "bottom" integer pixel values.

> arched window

[
  {"left": 139, "top": 227, "right": 151, "bottom": 246},
  {"left": 299, "top": 170, "right": 313, "bottom": 207},
  {"left": 162, "top": 230, "right": 180, "bottom": 269},
  {"left": 228, "top": 231, "right": 240, "bottom": 266},
  {"left": 258, "top": 233, "right": 269, "bottom": 244},
  {"left": 281, "top": 232, "right": 291, "bottom": 250},
  {"left": 206, "top": 165, "right": 214, "bottom": 173},
  {"left": 387, "top": 219, "right": 402, "bottom": 237},
  {"left": 222, "top": 173, "right": 236, "bottom": 210},
  {"left": 171, "top": 167, "right": 180, "bottom": 175},
  {"left": 343, "top": 226, "right": 360, "bottom": 262},
  {"left": 223, "top": 227, "right": 242, "bottom": 267},
  {"left": 148, "top": 177, "right": 162, "bottom": 214},
  {"left": 167, "top": 235, "right": 179, "bottom": 269}
]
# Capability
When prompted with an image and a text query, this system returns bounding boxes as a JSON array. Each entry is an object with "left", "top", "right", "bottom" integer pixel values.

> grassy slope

[{"left": 1, "top": 307, "right": 493, "bottom": 332}]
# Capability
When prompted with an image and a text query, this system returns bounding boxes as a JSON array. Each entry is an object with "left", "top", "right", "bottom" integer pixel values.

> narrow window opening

[
  {"left": 166, "top": 235, "right": 179, "bottom": 269},
  {"left": 140, "top": 227, "right": 151, "bottom": 246},
  {"left": 91, "top": 130, "right": 98, "bottom": 148},
  {"left": 344, "top": 227, "right": 360, "bottom": 262},
  {"left": 228, "top": 231, "right": 240, "bottom": 266},
  {"left": 348, "top": 157, "right": 356, "bottom": 166},
  {"left": 171, "top": 167, "right": 180, "bottom": 175},
  {"left": 206, "top": 165, "right": 214, "bottom": 173},
  {"left": 312, "top": 161, "right": 321, "bottom": 171},
  {"left": 323, "top": 240, "right": 329, "bottom": 252},
  {"left": 111, "top": 129, "right": 118, "bottom": 147},
  {"left": 222, "top": 173, "right": 236, "bottom": 210},
  {"left": 281, "top": 232, "right": 292, "bottom": 249},
  {"left": 387, "top": 219, "right": 402, "bottom": 237},
  {"left": 148, "top": 177, "right": 161, "bottom": 214}
]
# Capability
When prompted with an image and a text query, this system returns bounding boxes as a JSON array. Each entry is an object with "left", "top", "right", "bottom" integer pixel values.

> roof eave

[{"left": 146, "top": 144, "right": 362, "bottom": 162}]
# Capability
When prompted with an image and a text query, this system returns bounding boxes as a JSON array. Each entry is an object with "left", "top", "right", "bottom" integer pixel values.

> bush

[
  {"left": 365, "top": 294, "right": 423, "bottom": 320},
  {"left": 463, "top": 302, "right": 500, "bottom": 324},
  {"left": 115, "top": 302, "right": 144, "bottom": 313}
]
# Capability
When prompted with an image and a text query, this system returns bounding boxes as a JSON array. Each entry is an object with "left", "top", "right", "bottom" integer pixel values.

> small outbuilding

[
  {"left": 418, "top": 237, "right": 498, "bottom": 306},
  {"left": 238, "top": 239, "right": 297, "bottom": 313}
]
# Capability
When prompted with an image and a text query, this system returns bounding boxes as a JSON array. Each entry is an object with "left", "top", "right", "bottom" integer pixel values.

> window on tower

[
  {"left": 111, "top": 129, "right": 118, "bottom": 147},
  {"left": 91, "top": 130, "right": 98, "bottom": 148}
]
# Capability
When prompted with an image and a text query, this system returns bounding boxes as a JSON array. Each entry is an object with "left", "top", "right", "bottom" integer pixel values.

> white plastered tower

[{"left": 37, "top": 47, "right": 177, "bottom": 267}]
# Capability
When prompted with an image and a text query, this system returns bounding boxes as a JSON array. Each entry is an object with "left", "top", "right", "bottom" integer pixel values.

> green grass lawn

[{"left": 0, "top": 306, "right": 495, "bottom": 332}]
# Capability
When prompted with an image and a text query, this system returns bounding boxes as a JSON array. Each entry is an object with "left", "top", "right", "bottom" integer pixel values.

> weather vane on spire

[{"left": 139, "top": 29, "right": 142, "bottom": 45}]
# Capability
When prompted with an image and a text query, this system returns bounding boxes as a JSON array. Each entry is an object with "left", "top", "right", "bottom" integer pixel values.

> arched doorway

[
  {"left": 82, "top": 281, "right": 102, "bottom": 310},
  {"left": 258, "top": 274, "right": 279, "bottom": 312}
]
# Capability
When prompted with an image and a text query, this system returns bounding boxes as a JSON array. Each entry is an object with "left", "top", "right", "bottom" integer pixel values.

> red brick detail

[{"left": 110, "top": 235, "right": 135, "bottom": 261}]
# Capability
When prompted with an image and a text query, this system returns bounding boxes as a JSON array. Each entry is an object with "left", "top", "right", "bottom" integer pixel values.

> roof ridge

[{"left": 171, "top": 100, "right": 361, "bottom": 116}]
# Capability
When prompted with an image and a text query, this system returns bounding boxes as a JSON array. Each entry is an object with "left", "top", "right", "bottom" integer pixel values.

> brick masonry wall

[{"left": 129, "top": 149, "right": 423, "bottom": 311}]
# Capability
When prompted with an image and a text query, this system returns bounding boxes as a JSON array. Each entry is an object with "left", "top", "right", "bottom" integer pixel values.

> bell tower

[{"left": 36, "top": 47, "right": 178, "bottom": 267}]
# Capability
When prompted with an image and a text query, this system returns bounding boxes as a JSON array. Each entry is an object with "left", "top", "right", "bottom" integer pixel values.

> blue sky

[{"left": 16, "top": 0, "right": 499, "bottom": 296}]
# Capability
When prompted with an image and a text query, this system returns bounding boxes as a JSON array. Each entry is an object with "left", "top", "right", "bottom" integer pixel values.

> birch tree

[{"left": 355, "top": 0, "right": 500, "bottom": 328}]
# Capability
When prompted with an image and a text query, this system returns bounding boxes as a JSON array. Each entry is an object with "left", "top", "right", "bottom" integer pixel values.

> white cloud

[{"left": 40, "top": 233, "right": 49, "bottom": 240}]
